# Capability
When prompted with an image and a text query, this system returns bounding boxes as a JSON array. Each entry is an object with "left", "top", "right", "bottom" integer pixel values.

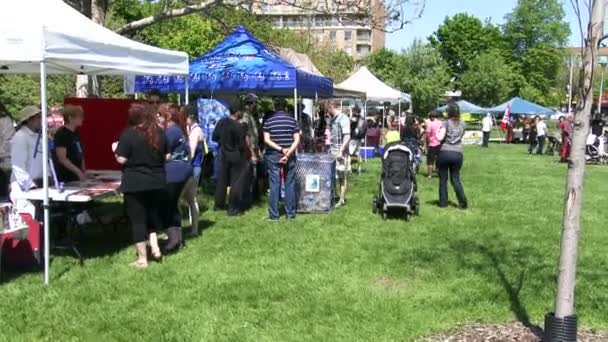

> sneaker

[{"left": 264, "top": 217, "right": 280, "bottom": 222}]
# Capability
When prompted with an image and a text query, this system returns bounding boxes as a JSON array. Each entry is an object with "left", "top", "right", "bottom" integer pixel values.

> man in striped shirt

[{"left": 263, "top": 98, "right": 301, "bottom": 220}]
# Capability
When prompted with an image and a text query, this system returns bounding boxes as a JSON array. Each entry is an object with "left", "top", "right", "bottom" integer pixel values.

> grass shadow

[{"left": 448, "top": 238, "right": 545, "bottom": 338}]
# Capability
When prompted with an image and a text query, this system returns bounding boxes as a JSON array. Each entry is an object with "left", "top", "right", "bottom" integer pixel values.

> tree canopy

[
  {"left": 364, "top": 41, "right": 450, "bottom": 115},
  {"left": 429, "top": 13, "right": 503, "bottom": 77}
]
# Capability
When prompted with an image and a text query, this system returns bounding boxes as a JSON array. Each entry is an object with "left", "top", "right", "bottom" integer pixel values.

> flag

[{"left": 500, "top": 103, "right": 511, "bottom": 132}]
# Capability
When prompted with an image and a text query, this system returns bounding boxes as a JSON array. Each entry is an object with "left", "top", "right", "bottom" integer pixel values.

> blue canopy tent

[
  {"left": 487, "top": 97, "right": 554, "bottom": 117},
  {"left": 135, "top": 26, "right": 333, "bottom": 99},
  {"left": 436, "top": 100, "right": 488, "bottom": 114}
]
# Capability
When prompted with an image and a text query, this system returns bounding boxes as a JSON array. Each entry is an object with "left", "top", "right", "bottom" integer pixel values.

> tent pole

[
  {"left": 185, "top": 76, "right": 190, "bottom": 105},
  {"left": 398, "top": 100, "right": 401, "bottom": 134},
  {"left": 40, "top": 62, "right": 50, "bottom": 285},
  {"left": 294, "top": 88, "right": 298, "bottom": 121},
  {"left": 364, "top": 100, "right": 368, "bottom": 164}
]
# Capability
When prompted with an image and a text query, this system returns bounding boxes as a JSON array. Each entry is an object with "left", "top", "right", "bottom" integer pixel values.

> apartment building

[{"left": 253, "top": 0, "right": 386, "bottom": 60}]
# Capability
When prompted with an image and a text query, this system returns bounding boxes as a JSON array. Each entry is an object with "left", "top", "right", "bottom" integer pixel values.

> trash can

[{"left": 295, "top": 154, "right": 336, "bottom": 213}]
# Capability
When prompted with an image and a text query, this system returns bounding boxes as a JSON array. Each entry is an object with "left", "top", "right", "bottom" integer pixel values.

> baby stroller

[
  {"left": 373, "top": 142, "right": 420, "bottom": 220},
  {"left": 585, "top": 133, "right": 608, "bottom": 164}
]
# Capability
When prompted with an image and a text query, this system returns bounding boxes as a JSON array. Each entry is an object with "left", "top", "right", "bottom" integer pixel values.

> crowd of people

[{"left": 13, "top": 92, "right": 608, "bottom": 268}]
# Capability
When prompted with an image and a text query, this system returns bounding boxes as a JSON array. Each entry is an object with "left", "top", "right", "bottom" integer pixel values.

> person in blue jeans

[
  {"left": 436, "top": 103, "right": 468, "bottom": 209},
  {"left": 263, "top": 98, "right": 301, "bottom": 220}
]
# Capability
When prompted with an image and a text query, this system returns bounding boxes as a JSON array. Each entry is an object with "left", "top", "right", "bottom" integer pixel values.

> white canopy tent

[
  {"left": 0, "top": 0, "right": 189, "bottom": 285},
  {"left": 337, "top": 66, "right": 411, "bottom": 104}
]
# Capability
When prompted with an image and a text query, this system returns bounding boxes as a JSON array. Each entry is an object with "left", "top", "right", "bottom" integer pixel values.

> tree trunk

[
  {"left": 554, "top": 0, "right": 603, "bottom": 319},
  {"left": 75, "top": 0, "right": 106, "bottom": 98}
]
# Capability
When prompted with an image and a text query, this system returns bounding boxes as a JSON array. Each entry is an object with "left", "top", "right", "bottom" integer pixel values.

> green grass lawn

[{"left": 1, "top": 145, "right": 607, "bottom": 341}]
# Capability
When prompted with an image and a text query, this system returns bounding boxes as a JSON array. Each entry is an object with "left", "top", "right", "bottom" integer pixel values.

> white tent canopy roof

[
  {"left": 0, "top": 0, "right": 189, "bottom": 75},
  {"left": 337, "top": 66, "right": 411, "bottom": 104}
]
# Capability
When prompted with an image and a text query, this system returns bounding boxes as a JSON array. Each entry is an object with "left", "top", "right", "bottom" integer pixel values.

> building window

[
  {"left": 357, "top": 45, "right": 371, "bottom": 57},
  {"left": 345, "top": 47, "right": 353, "bottom": 56},
  {"left": 329, "top": 31, "right": 336, "bottom": 41},
  {"left": 357, "top": 30, "right": 371, "bottom": 42},
  {"left": 344, "top": 31, "right": 352, "bottom": 41}
]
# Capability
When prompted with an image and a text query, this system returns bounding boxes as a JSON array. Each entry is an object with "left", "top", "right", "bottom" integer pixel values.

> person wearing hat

[
  {"left": 9, "top": 106, "right": 44, "bottom": 202},
  {"left": 0, "top": 103, "right": 15, "bottom": 200}
]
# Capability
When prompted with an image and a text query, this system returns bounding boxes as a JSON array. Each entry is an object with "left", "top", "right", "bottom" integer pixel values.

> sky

[{"left": 386, "top": 0, "right": 583, "bottom": 51}]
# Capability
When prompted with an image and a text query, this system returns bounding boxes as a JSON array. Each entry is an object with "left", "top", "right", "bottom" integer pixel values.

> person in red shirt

[{"left": 559, "top": 115, "right": 574, "bottom": 162}]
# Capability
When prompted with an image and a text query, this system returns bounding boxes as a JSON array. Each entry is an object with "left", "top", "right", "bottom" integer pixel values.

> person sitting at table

[
  {"left": 114, "top": 103, "right": 167, "bottom": 269},
  {"left": 10, "top": 106, "right": 43, "bottom": 204},
  {"left": 162, "top": 104, "right": 192, "bottom": 253},
  {"left": 53, "top": 105, "right": 86, "bottom": 183}
]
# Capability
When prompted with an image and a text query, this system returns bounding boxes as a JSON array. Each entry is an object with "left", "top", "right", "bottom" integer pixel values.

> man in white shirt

[
  {"left": 328, "top": 99, "right": 351, "bottom": 207},
  {"left": 535, "top": 117, "right": 548, "bottom": 155},
  {"left": 481, "top": 113, "right": 493, "bottom": 148},
  {"left": 10, "top": 106, "right": 43, "bottom": 203}
]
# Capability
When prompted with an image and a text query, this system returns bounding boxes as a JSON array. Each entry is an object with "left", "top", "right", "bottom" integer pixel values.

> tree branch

[
  {"left": 115, "top": 0, "right": 228, "bottom": 35},
  {"left": 113, "top": 0, "right": 425, "bottom": 36}
]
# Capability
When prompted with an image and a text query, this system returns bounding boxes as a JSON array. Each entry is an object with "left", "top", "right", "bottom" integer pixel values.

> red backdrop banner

[{"left": 64, "top": 98, "right": 141, "bottom": 171}]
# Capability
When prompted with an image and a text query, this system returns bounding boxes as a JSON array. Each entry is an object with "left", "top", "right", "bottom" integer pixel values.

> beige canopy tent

[{"left": 272, "top": 47, "right": 366, "bottom": 99}]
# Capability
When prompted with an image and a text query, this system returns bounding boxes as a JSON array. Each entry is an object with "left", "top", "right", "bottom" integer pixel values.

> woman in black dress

[{"left": 114, "top": 104, "right": 167, "bottom": 268}]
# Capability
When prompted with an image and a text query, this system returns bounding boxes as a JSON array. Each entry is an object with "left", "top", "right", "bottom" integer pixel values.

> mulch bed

[{"left": 423, "top": 322, "right": 608, "bottom": 342}]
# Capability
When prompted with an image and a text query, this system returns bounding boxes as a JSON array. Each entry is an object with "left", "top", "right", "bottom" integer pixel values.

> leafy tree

[
  {"left": 397, "top": 40, "right": 451, "bottom": 114},
  {"left": 363, "top": 49, "right": 400, "bottom": 84},
  {"left": 503, "top": 0, "right": 571, "bottom": 105},
  {"left": 0, "top": 75, "right": 75, "bottom": 116},
  {"left": 459, "top": 50, "right": 515, "bottom": 106},
  {"left": 365, "top": 41, "right": 449, "bottom": 115},
  {"left": 312, "top": 49, "right": 354, "bottom": 83},
  {"left": 429, "top": 13, "right": 504, "bottom": 76}
]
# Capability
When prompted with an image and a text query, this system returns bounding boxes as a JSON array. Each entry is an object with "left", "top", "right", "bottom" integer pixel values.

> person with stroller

[
  {"left": 401, "top": 116, "right": 422, "bottom": 171},
  {"left": 436, "top": 103, "right": 467, "bottom": 210}
]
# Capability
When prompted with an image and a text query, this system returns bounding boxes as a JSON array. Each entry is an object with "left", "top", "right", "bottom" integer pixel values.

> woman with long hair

[
  {"left": 114, "top": 103, "right": 167, "bottom": 268},
  {"left": 436, "top": 103, "right": 467, "bottom": 209},
  {"left": 163, "top": 104, "right": 192, "bottom": 253}
]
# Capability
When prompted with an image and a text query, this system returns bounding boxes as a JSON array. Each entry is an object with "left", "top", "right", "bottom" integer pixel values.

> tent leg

[
  {"left": 185, "top": 77, "right": 190, "bottom": 105},
  {"left": 364, "top": 101, "right": 368, "bottom": 164},
  {"left": 398, "top": 101, "right": 401, "bottom": 134},
  {"left": 294, "top": 88, "right": 298, "bottom": 121},
  {"left": 40, "top": 62, "right": 50, "bottom": 286}
]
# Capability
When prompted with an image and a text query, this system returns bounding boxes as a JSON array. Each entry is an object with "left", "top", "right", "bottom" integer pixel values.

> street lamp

[{"left": 597, "top": 57, "right": 608, "bottom": 115}]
